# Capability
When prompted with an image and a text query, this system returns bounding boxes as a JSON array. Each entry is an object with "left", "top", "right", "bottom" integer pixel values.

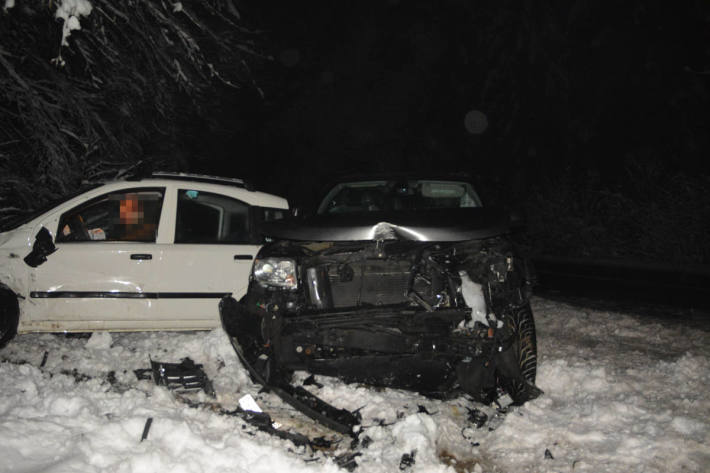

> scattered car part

[
  {"left": 181, "top": 396, "right": 362, "bottom": 470},
  {"left": 134, "top": 357, "right": 215, "bottom": 397},
  {"left": 466, "top": 407, "right": 488, "bottom": 428},
  {"left": 238, "top": 393, "right": 264, "bottom": 413},
  {"left": 399, "top": 450, "right": 416, "bottom": 470},
  {"left": 140, "top": 417, "right": 153, "bottom": 442},
  {"left": 222, "top": 407, "right": 312, "bottom": 448}
]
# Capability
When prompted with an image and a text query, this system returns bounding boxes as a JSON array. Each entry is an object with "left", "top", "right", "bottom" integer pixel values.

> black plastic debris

[
  {"left": 359, "top": 435, "right": 372, "bottom": 449},
  {"left": 181, "top": 397, "right": 362, "bottom": 469},
  {"left": 303, "top": 374, "right": 324, "bottom": 389},
  {"left": 271, "top": 382, "right": 361, "bottom": 436},
  {"left": 335, "top": 452, "right": 362, "bottom": 472},
  {"left": 544, "top": 448, "right": 554, "bottom": 460},
  {"left": 140, "top": 417, "right": 153, "bottom": 442},
  {"left": 39, "top": 351, "right": 49, "bottom": 368},
  {"left": 134, "top": 357, "right": 215, "bottom": 397},
  {"left": 310, "top": 436, "right": 333, "bottom": 450},
  {"left": 349, "top": 434, "right": 371, "bottom": 450},
  {"left": 467, "top": 407, "right": 488, "bottom": 428},
  {"left": 60, "top": 368, "right": 92, "bottom": 383},
  {"left": 222, "top": 407, "right": 311, "bottom": 448},
  {"left": 399, "top": 450, "right": 417, "bottom": 470},
  {"left": 106, "top": 370, "right": 117, "bottom": 385}
]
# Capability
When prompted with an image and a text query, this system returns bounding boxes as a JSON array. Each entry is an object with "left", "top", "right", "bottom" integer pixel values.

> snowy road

[{"left": 1, "top": 297, "right": 709, "bottom": 472}]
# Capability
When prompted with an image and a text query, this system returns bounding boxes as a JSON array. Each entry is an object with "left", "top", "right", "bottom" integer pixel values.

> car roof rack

[{"left": 128, "top": 171, "right": 254, "bottom": 191}]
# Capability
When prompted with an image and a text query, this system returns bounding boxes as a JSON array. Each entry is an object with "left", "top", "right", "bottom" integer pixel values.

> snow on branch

[
  {"left": 0, "top": 0, "right": 262, "bottom": 224},
  {"left": 55, "top": 0, "right": 93, "bottom": 47}
]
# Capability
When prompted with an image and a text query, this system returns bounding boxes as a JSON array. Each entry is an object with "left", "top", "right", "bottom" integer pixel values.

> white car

[{"left": 0, "top": 173, "right": 288, "bottom": 348}]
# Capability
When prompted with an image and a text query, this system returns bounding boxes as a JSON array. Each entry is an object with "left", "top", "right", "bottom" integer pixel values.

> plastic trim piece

[{"left": 30, "top": 291, "right": 231, "bottom": 299}]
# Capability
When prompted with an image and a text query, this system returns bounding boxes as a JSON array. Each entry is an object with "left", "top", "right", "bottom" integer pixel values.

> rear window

[{"left": 175, "top": 189, "right": 251, "bottom": 244}]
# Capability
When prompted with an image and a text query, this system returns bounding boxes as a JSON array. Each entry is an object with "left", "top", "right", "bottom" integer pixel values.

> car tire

[
  {"left": 0, "top": 289, "right": 19, "bottom": 349},
  {"left": 501, "top": 303, "right": 539, "bottom": 403},
  {"left": 511, "top": 303, "right": 537, "bottom": 383}
]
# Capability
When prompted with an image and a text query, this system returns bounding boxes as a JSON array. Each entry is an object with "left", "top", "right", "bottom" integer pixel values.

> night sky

[
  {"left": 191, "top": 0, "right": 709, "bottom": 211},
  {"left": 2, "top": 0, "right": 707, "bottom": 263}
]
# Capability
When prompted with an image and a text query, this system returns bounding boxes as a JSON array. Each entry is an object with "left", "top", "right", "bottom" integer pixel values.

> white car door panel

[
  {"left": 29, "top": 243, "right": 161, "bottom": 320},
  {"left": 27, "top": 187, "right": 166, "bottom": 323},
  {"left": 153, "top": 244, "right": 260, "bottom": 320},
  {"left": 151, "top": 187, "right": 263, "bottom": 321}
]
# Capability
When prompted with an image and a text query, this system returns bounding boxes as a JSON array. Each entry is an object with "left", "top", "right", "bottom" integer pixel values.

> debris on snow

[
  {"left": 140, "top": 417, "right": 153, "bottom": 442},
  {"left": 134, "top": 357, "right": 215, "bottom": 397},
  {"left": 0, "top": 298, "right": 708, "bottom": 472},
  {"left": 238, "top": 393, "right": 263, "bottom": 413},
  {"left": 398, "top": 450, "right": 416, "bottom": 470}
]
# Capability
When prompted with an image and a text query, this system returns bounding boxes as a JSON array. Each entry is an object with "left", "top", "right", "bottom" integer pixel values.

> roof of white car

[{"left": 131, "top": 172, "right": 252, "bottom": 190}]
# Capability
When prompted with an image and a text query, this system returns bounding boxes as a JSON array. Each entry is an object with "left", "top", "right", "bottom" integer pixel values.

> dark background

[
  {"left": 200, "top": 1, "right": 710, "bottom": 190},
  {"left": 203, "top": 0, "right": 710, "bottom": 264},
  {"left": 2, "top": 0, "right": 709, "bottom": 265}
]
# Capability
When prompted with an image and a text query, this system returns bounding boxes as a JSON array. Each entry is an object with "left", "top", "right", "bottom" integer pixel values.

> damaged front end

[{"left": 220, "top": 234, "right": 541, "bottom": 432}]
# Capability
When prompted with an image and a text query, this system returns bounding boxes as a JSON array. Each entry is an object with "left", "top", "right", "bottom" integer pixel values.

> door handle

[
  {"left": 130, "top": 254, "right": 152, "bottom": 260},
  {"left": 234, "top": 254, "right": 253, "bottom": 260}
]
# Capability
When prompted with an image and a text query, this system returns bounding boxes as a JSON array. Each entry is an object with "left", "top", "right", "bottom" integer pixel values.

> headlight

[{"left": 253, "top": 258, "right": 298, "bottom": 289}]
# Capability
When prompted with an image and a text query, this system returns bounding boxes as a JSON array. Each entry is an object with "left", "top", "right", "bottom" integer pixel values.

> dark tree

[{"left": 0, "top": 0, "right": 261, "bottom": 224}]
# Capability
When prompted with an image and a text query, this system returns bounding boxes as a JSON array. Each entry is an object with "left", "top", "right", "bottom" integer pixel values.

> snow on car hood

[{"left": 261, "top": 207, "right": 510, "bottom": 242}]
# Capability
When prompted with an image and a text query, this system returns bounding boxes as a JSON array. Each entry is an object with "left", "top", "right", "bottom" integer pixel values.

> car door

[
  {"left": 150, "top": 187, "right": 266, "bottom": 327},
  {"left": 29, "top": 187, "right": 166, "bottom": 327}
]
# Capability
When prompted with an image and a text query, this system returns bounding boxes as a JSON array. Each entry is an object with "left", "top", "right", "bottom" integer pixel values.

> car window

[
  {"left": 175, "top": 189, "right": 251, "bottom": 244},
  {"left": 56, "top": 188, "right": 165, "bottom": 243},
  {"left": 317, "top": 180, "right": 482, "bottom": 214}
]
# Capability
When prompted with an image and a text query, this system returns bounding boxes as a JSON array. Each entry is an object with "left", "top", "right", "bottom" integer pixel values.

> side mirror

[{"left": 24, "top": 227, "right": 57, "bottom": 268}]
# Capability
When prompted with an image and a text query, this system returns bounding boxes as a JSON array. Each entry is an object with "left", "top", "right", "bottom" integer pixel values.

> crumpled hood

[{"left": 262, "top": 208, "right": 510, "bottom": 242}]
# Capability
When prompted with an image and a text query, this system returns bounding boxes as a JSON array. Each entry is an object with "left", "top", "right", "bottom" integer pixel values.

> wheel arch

[{"left": 0, "top": 283, "right": 20, "bottom": 348}]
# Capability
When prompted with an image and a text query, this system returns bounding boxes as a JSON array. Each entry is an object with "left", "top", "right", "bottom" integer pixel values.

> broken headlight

[{"left": 253, "top": 258, "right": 298, "bottom": 290}]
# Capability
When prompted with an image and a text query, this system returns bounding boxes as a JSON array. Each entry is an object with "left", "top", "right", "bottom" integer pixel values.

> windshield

[{"left": 317, "top": 179, "right": 482, "bottom": 215}]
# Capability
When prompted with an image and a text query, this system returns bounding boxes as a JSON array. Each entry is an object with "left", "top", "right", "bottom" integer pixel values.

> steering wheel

[{"left": 67, "top": 214, "right": 91, "bottom": 241}]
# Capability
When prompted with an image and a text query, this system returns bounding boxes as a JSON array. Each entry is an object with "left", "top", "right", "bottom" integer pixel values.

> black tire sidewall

[{"left": 0, "top": 290, "right": 19, "bottom": 349}]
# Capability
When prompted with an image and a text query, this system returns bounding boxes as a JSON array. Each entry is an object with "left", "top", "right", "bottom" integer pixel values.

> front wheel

[
  {"left": 0, "top": 289, "right": 19, "bottom": 349},
  {"left": 499, "top": 303, "right": 540, "bottom": 404},
  {"left": 512, "top": 303, "right": 537, "bottom": 384}
]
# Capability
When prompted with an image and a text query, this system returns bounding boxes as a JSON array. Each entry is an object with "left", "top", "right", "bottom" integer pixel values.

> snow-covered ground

[{"left": 1, "top": 297, "right": 709, "bottom": 473}]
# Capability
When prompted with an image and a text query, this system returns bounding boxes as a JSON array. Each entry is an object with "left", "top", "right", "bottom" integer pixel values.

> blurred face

[{"left": 119, "top": 194, "right": 143, "bottom": 225}]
